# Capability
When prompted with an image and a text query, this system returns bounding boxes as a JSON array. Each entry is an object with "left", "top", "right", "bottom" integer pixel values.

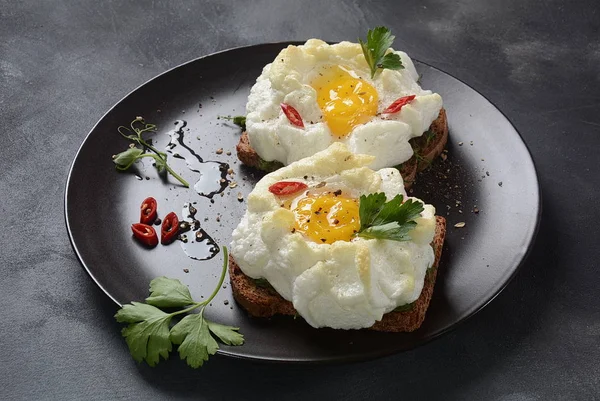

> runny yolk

[
  {"left": 291, "top": 192, "right": 360, "bottom": 244},
  {"left": 311, "top": 65, "right": 378, "bottom": 138}
]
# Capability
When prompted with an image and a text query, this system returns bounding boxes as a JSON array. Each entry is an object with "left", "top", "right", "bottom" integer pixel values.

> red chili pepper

[
  {"left": 382, "top": 95, "right": 416, "bottom": 114},
  {"left": 268, "top": 181, "right": 308, "bottom": 196},
  {"left": 140, "top": 197, "right": 158, "bottom": 225},
  {"left": 161, "top": 212, "right": 180, "bottom": 245},
  {"left": 280, "top": 103, "right": 304, "bottom": 128},
  {"left": 131, "top": 223, "right": 159, "bottom": 247}
]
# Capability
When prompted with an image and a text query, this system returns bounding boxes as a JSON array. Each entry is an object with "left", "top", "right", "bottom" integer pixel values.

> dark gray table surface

[{"left": 2, "top": 0, "right": 599, "bottom": 400}]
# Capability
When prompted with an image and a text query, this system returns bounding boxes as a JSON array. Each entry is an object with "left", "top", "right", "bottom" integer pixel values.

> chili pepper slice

[
  {"left": 161, "top": 212, "right": 180, "bottom": 245},
  {"left": 131, "top": 223, "right": 159, "bottom": 247},
  {"left": 382, "top": 95, "right": 416, "bottom": 114},
  {"left": 140, "top": 197, "right": 158, "bottom": 225},
  {"left": 268, "top": 181, "right": 308, "bottom": 196},
  {"left": 280, "top": 103, "right": 304, "bottom": 128}
]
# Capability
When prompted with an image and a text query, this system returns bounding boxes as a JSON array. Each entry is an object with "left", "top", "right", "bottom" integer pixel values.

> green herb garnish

[
  {"left": 253, "top": 278, "right": 274, "bottom": 289},
  {"left": 423, "top": 130, "right": 436, "bottom": 147},
  {"left": 355, "top": 193, "right": 424, "bottom": 241},
  {"left": 220, "top": 115, "right": 246, "bottom": 131},
  {"left": 115, "top": 246, "right": 243, "bottom": 368},
  {"left": 359, "top": 27, "right": 404, "bottom": 79},
  {"left": 393, "top": 302, "right": 415, "bottom": 312},
  {"left": 258, "top": 158, "right": 284, "bottom": 173},
  {"left": 113, "top": 117, "right": 189, "bottom": 187}
]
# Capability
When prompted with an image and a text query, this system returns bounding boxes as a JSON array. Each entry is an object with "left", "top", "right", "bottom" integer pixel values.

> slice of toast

[
  {"left": 229, "top": 215, "right": 447, "bottom": 332},
  {"left": 236, "top": 108, "right": 448, "bottom": 189}
]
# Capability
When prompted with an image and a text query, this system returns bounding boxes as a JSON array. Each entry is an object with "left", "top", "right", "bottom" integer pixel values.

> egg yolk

[
  {"left": 291, "top": 192, "right": 360, "bottom": 244},
  {"left": 312, "top": 65, "right": 378, "bottom": 138}
]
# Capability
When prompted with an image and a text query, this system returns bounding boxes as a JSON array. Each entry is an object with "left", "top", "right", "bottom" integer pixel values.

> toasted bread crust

[
  {"left": 229, "top": 216, "right": 446, "bottom": 332},
  {"left": 236, "top": 108, "right": 448, "bottom": 184},
  {"left": 235, "top": 130, "right": 258, "bottom": 168}
]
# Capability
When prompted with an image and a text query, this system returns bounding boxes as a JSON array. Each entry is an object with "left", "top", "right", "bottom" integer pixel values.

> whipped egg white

[
  {"left": 245, "top": 39, "right": 443, "bottom": 170},
  {"left": 230, "top": 143, "right": 436, "bottom": 329}
]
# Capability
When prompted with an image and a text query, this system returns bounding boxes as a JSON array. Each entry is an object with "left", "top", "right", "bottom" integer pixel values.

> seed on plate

[
  {"left": 454, "top": 222, "right": 466, "bottom": 228},
  {"left": 226, "top": 151, "right": 232, "bottom": 156},
  {"left": 237, "top": 192, "right": 244, "bottom": 202},
  {"left": 227, "top": 168, "right": 234, "bottom": 175},
  {"left": 216, "top": 148, "right": 223, "bottom": 154},
  {"left": 229, "top": 182, "right": 238, "bottom": 188}
]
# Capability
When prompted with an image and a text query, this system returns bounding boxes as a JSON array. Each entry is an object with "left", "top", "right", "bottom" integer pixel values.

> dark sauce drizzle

[
  {"left": 179, "top": 202, "right": 219, "bottom": 261},
  {"left": 165, "top": 120, "right": 230, "bottom": 198}
]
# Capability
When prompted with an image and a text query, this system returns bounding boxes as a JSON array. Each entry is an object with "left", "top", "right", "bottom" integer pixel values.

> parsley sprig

[
  {"left": 219, "top": 115, "right": 246, "bottom": 131},
  {"left": 356, "top": 193, "right": 424, "bottom": 241},
  {"left": 115, "top": 246, "right": 244, "bottom": 368},
  {"left": 359, "top": 27, "right": 404, "bottom": 79},
  {"left": 112, "top": 117, "right": 189, "bottom": 187}
]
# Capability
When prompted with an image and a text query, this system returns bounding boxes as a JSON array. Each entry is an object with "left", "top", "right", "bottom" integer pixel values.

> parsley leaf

[
  {"left": 359, "top": 26, "right": 404, "bottom": 79},
  {"left": 373, "top": 196, "right": 424, "bottom": 227},
  {"left": 114, "top": 246, "right": 244, "bottom": 368},
  {"left": 220, "top": 115, "right": 246, "bottom": 131},
  {"left": 145, "top": 277, "right": 194, "bottom": 308},
  {"left": 356, "top": 194, "right": 424, "bottom": 242},
  {"left": 358, "top": 193, "right": 387, "bottom": 231},
  {"left": 115, "top": 302, "right": 173, "bottom": 366},
  {"left": 207, "top": 321, "right": 244, "bottom": 346},
  {"left": 170, "top": 313, "right": 218, "bottom": 368},
  {"left": 115, "top": 301, "right": 168, "bottom": 323}
]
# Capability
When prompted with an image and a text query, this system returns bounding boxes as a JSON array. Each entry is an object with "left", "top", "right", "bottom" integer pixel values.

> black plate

[{"left": 65, "top": 43, "right": 540, "bottom": 363}]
